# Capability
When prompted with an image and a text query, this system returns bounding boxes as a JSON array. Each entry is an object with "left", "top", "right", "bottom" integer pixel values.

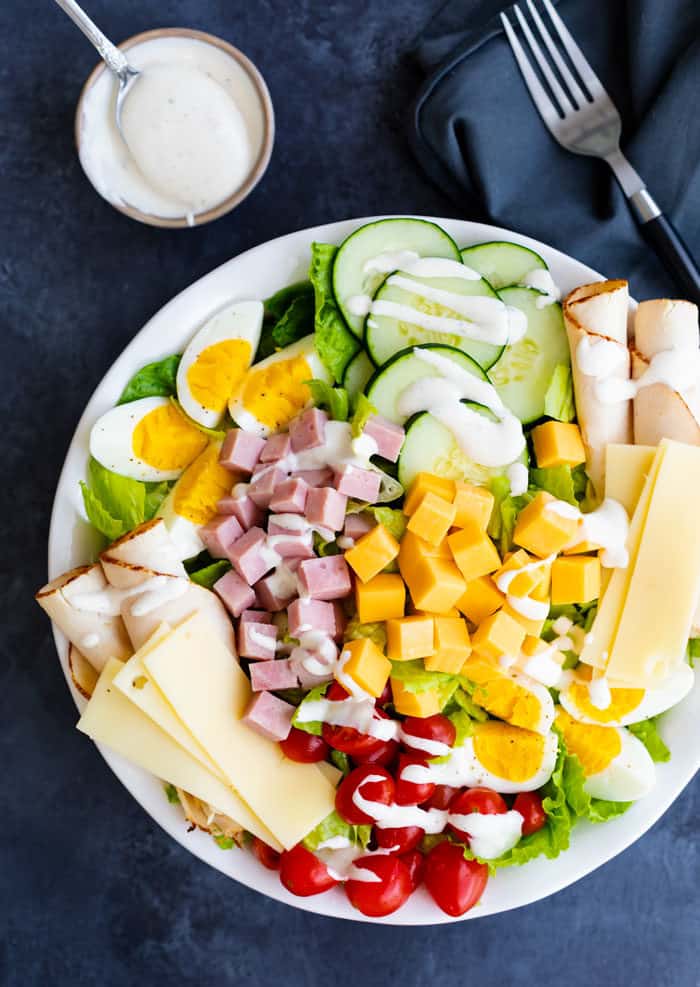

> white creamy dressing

[
  {"left": 588, "top": 671, "right": 613, "bottom": 710},
  {"left": 66, "top": 574, "right": 189, "bottom": 617},
  {"left": 397, "top": 348, "right": 526, "bottom": 469},
  {"left": 551, "top": 616, "right": 573, "bottom": 636},
  {"left": 398, "top": 730, "right": 452, "bottom": 758},
  {"left": 546, "top": 498, "right": 630, "bottom": 568},
  {"left": 78, "top": 37, "right": 265, "bottom": 223},
  {"left": 336, "top": 536, "right": 354, "bottom": 550},
  {"left": 494, "top": 553, "right": 554, "bottom": 622},
  {"left": 507, "top": 461, "right": 529, "bottom": 496},
  {"left": 362, "top": 250, "right": 421, "bottom": 275},
  {"left": 520, "top": 268, "right": 561, "bottom": 308},
  {"left": 80, "top": 633, "right": 101, "bottom": 649},
  {"left": 295, "top": 695, "right": 398, "bottom": 741},
  {"left": 519, "top": 644, "right": 569, "bottom": 689},
  {"left": 248, "top": 625, "right": 277, "bottom": 651},
  {"left": 290, "top": 630, "right": 338, "bottom": 678}
]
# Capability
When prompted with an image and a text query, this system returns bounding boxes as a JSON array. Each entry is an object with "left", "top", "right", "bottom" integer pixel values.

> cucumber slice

[
  {"left": 398, "top": 406, "right": 529, "bottom": 490},
  {"left": 366, "top": 344, "right": 488, "bottom": 425},
  {"left": 333, "top": 219, "right": 460, "bottom": 338},
  {"left": 342, "top": 349, "right": 375, "bottom": 397},
  {"left": 489, "top": 286, "right": 569, "bottom": 424},
  {"left": 460, "top": 241, "right": 547, "bottom": 291},
  {"left": 365, "top": 271, "right": 503, "bottom": 370}
]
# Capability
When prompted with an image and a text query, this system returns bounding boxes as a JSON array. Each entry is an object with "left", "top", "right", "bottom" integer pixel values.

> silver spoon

[{"left": 54, "top": 0, "right": 140, "bottom": 132}]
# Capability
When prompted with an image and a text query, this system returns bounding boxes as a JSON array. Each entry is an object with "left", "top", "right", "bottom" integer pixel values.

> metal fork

[{"left": 501, "top": 0, "right": 700, "bottom": 303}]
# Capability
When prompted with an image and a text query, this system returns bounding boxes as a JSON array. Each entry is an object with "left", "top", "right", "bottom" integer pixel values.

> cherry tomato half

[
  {"left": 513, "top": 792, "right": 547, "bottom": 835},
  {"left": 279, "top": 727, "right": 330, "bottom": 763},
  {"left": 322, "top": 683, "right": 391, "bottom": 760},
  {"left": 424, "top": 841, "right": 489, "bottom": 917},
  {"left": 353, "top": 738, "right": 399, "bottom": 768},
  {"left": 423, "top": 784, "right": 460, "bottom": 811},
  {"left": 335, "top": 765, "right": 395, "bottom": 825},
  {"left": 374, "top": 825, "right": 424, "bottom": 854},
  {"left": 279, "top": 844, "right": 338, "bottom": 897},
  {"left": 394, "top": 753, "right": 435, "bottom": 806},
  {"left": 400, "top": 849, "right": 425, "bottom": 892},
  {"left": 448, "top": 786, "right": 507, "bottom": 841},
  {"left": 376, "top": 681, "right": 393, "bottom": 706},
  {"left": 401, "top": 714, "right": 456, "bottom": 753},
  {"left": 345, "top": 856, "right": 413, "bottom": 917},
  {"left": 251, "top": 837, "right": 281, "bottom": 870}
]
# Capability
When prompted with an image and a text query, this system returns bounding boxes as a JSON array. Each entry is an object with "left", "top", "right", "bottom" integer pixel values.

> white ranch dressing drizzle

[
  {"left": 494, "top": 553, "right": 553, "bottom": 621},
  {"left": 397, "top": 729, "right": 452, "bottom": 758},
  {"left": 294, "top": 696, "right": 398, "bottom": 741},
  {"left": 576, "top": 335, "right": 633, "bottom": 405},
  {"left": 494, "top": 554, "right": 555, "bottom": 595},
  {"left": 519, "top": 644, "right": 568, "bottom": 689},
  {"left": 546, "top": 498, "right": 630, "bottom": 568},
  {"left": 248, "top": 625, "right": 277, "bottom": 651},
  {"left": 588, "top": 672, "right": 613, "bottom": 710},
  {"left": 507, "top": 462, "right": 529, "bottom": 496},
  {"left": 67, "top": 574, "right": 189, "bottom": 617},
  {"left": 397, "top": 348, "right": 526, "bottom": 469},
  {"left": 362, "top": 250, "right": 420, "bottom": 275},
  {"left": 520, "top": 269, "right": 561, "bottom": 308}
]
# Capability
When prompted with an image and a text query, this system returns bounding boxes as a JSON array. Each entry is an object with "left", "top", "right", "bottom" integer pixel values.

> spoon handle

[{"left": 54, "top": 0, "right": 131, "bottom": 79}]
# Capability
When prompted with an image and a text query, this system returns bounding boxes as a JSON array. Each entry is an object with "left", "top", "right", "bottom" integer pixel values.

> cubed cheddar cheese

[
  {"left": 411, "top": 605, "right": 460, "bottom": 618},
  {"left": 339, "top": 638, "right": 391, "bottom": 697},
  {"left": 513, "top": 492, "right": 580, "bottom": 558},
  {"left": 493, "top": 549, "right": 548, "bottom": 598},
  {"left": 563, "top": 540, "right": 602, "bottom": 555},
  {"left": 424, "top": 616, "right": 471, "bottom": 673},
  {"left": 531, "top": 421, "right": 586, "bottom": 469},
  {"left": 447, "top": 524, "right": 501, "bottom": 583},
  {"left": 355, "top": 573, "right": 405, "bottom": 623},
  {"left": 522, "top": 634, "right": 550, "bottom": 657},
  {"left": 391, "top": 678, "right": 443, "bottom": 718},
  {"left": 406, "top": 557, "right": 467, "bottom": 613},
  {"left": 456, "top": 575, "right": 504, "bottom": 624},
  {"left": 345, "top": 524, "right": 400, "bottom": 583},
  {"left": 386, "top": 615, "right": 435, "bottom": 661},
  {"left": 551, "top": 555, "right": 601, "bottom": 605},
  {"left": 452, "top": 482, "right": 495, "bottom": 530},
  {"left": 502, "top": 580, "right": 550, "bottom": 637},
  {"left": 398, "top": 530, "right": 450, "bottom": 580},
  {"left": 404, "top": 473, "right": 456, "bottom": 516},
  {"left": 407, "top": 491, "right": 456, "bottom": 546},
  {"left": 471, "top": 609, "right": 526, "bottom": 660}
]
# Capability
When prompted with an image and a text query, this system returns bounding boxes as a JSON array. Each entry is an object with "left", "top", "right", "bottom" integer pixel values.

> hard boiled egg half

[
  {"left": 176, "top": 300, "right": 263, "bottom": 429},
  {"left": 555, "top": 708, "right": 655, "bottom": 801},
  {"left": 229, "top": 337, "right": 331, "bottom": 437},
  {"left": 456, "top": 721, "right": 559, "bottom": 793},
  {"left": 559, "top": 663, "right": 693, "bottom": 727},
  {"left": 462, "top": 655, "right": 555, "bottom": 735},
  {"left": 89, "top": 396, "right": 208, "bottom": 482},
  {"left": 157, "top": 441, "right": 233, "bottom": 559}
]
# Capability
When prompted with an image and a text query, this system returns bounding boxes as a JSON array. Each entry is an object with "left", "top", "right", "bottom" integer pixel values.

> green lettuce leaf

[
  {"left": 543, "top": 364, "right": 575, "bottom": 422},
  {"left": 213, "top": 834, "right": 237, "bottom": 850},
  {"left": 302, "top": 810, "right": 371, "bottom": 852},
  {"left": 350, "top": 393, "right": 377, "bottom": 438},
  {"left": 80, "top": 457, "right": 159, "bottom": 541},
  {"left": 257, "top": 294, "right": 314, "bottom": 361},
  {"left": 118, "top": 355, "right": 181, "bottom": 404},
  {"left": 306, "top": 378, "right": 350, "bottom": 421},
  {"left": 291, "top": 683, "right": 330, "bottom": 736},
  {"left": 79, "top": 482, "right": 125, "bottom": 541},
  {"left": 628, "top": 717, "right": 671, "bottom": 763},
  {"left": 487, "top": 475, "right": 532, "bottom": 556},
  {"left": 313, "top": 532, "right": 340, "bottom": 557},
  {"left": 143, "top": 481, "right": 170, "bottom": 520},
  {"left": 344, "top": 620, "right": 387, "bottom": 651},
  {"left": 364, "top": 506, "right": 406, "bottom": 541},
  {"left": 330, "top": 750, "right": 352, "bottom": 777},
  {"left": 530, "top": 464, "right": 578, "bottom": 506},
  {"left": 189, "top": 560, "right": 231, "bottom": 589},
  {"left": 389, "top": 659, "right": 461, "bottom": 708},
  {"left": 309, "top": 242, "right": 360, "bottom": 382},
  {"left": 561, "top": 749, "right": 631, "bottom": 821},
  {"left": 264, "top": 281, "right": 314, "bottom": 322},
  {"left": 686, "top": 638, "right": 700, "bottom": 668}
]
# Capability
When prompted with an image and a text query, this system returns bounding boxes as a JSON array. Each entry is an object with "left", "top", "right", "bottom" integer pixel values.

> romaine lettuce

[
  {"left": 302, "top": 809, "right": 371, "bottom": 852},
  {"left": 118, "top": 355, "right": 181, "bottom": 404},
  {"left": 309, "top": 243, "right": 360, "bottom": 382},
  {"left": 543, "top": 364, "right": 575, "bottom": 422},
  {"left": 628, "top": 717, "right": 670, "bottom": 763},
  {"left": 80, "top": 457, "right": 169, "bottom": 541},
  {"left": 291, "top": 683, "right": 330, "bottom": 736}
]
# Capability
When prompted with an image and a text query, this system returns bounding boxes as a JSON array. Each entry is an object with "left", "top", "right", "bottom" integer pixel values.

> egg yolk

[
  {"left": 172, "top": 443, "right": 233, "bottom": 525},
  {"left": 132, "top": 404, "right": 208, "bottom": 471},
  {"left": 566, "top": 682, "right": 645, "bottom": 724},
  {"left": 555, "top": 709, "right": 622, "bottom": 775},
  {"left": 463, "top": 656, "right": 545, "bottom": 733},
  {"left": 187, "top": 339, "right": 252, "bottom": 414},
  {"left": 240, "top": 356, "right": 312, "bottom": 430},
  {"left": 472, "top": 721, "right": 546, "bottom": 782}
]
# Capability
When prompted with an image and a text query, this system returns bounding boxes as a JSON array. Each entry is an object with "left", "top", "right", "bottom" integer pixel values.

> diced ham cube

[
  {"left": 255, "top": 572, "right": 296, "bottom": 612},
  {"left": 289, "top": 407, "right": 328, "bottom": 452},
  {"left": 290, "top": 647, "right": 336, "bottom": 689},
  {"left": 363, "top": 415, "right": 405, "bottom": 463},
  {"left": 305, "top": 486, "right": 347, "bottom": 532},
  {"left": 227, "top": 527, "right": 276, "bottom": 584},
  {"left": 238, "top": 621, "right": 278, "bottom": 660},
  {"left": 287, "top": 598, "right": 336, "bottom": 637},
  {"left": 240, "top": 609, "right": 273, "bottom": 624},
  {"left": 199, "top": 513, "right": 244, "bottom": 559},
  {"left": 219, "top": 429, "right": 266, "bottom": 474},
  {"left": 267, "top": 532, "right": 315, "bottom": 560},
  {"left": 216, "top": 493, "right": 264, "bottom": 530},
  {"left": 297, "top": 556, "right": 352, "bottom": 600},
  {"left": 334, "top": 464, "right": 381, "bottom": 502},
  {"left": 331, "top": 601, "right": 347, "bottom": 642},
  {"left": 296, "top": 468, "right": 334, "bottom": 487},
  {"left": 260, "top": 433, "right": 292, "bottom": 463},
  {"left": 250, "top": 659, "right": 298, "bottom": 692},
  {"left": 269, "top": 477, "right": 309, "bottom": 515},
  {"left": 243, "top": 691, "right": 294, "bottom": 742},
  {"left": 249, "top": 466, "right": 287, "bottom": 509},
  {"left": 344, "top": 513, "right": 375, "bottom": 541},
  {"left": 213, "top": 569, "right": 256, "bottom": 618}
]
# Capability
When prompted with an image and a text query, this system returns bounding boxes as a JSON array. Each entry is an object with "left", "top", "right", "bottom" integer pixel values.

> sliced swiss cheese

[
  {"left": 605, "top": 444, "right": 656, "bottom": 515},
  {"left": 143, "top": 613, "right": 337, "bottom": 849},
  {"left": 77, "top": 659, "right": 282, "bottom": 850}
]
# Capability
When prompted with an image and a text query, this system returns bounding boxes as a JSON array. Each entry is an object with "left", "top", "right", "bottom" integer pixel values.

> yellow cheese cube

[
  {"left": 391, "top": 678, "right": 443, "bottom": 717},
  {"left": 407, "top": 557, "right": 467, "bottom": 613},
  {"left": 398, "top": 530, "right": 449, "bottom": 581},
  {"left": 471, "top": 609, "right": 526, "bottom": 660},
  {"left": 339, "top": 638, "right": 391, "bottom": 698},
  {"left": 447, "top": 524, "right": 501, "bottom": 583},
  {"left": 452, "top": 482, "right": 495, "bottom": 530},
  {"left": 456, "top": 575, "right": 505, "bottom": 624},
  {"left": 407, "top": 492, "right": 457, "bottom": 546},
  {"left": 502, "top": 603, "right": 545, "bottom": 638},
  {"left": 513, "top": 492, "right": 580, "bottom": 558},
  {"left": 563, "top": 540, "right": 601, "bottom": 555},
  {"left": 521, "top": 635, "right": 550, "bottom": 657},
  {"left": 531, "top": 421, "right": 586, "bottom": 469},
  {"left": 404, "top": 473, "right": 456, "bottom": 516},
  {"left": 345, "top": 524, "right": 400, "bottom": 583},
  {"left": 425, "top": 616, "right": 471, "bottom": 673},
  {"left": 501, "top": 580, "right": 549, "bottom": 637},
  {"left": 551, "top": 555, "right": 601, "bottom": 605},
  {"left": 386, "top": 615, "right": 435, "bottom": 661},
  {"left": 355, "top": 573, "right": 405, "bottom": 623},
  {"left": 412, "top": 605, "right": 460, "bottom": 618},
  {"left": 493, "top": 549, "right": 548, "bottom": 598}
]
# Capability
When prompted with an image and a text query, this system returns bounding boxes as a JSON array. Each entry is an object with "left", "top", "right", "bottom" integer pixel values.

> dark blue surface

[{"left": 1, "top": 1, "right": 698, "bottom": 984}]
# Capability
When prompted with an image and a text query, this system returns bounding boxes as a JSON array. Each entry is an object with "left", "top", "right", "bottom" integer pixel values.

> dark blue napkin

[{"left": 410, "top": 0, "right": 700, "bottom": 297}]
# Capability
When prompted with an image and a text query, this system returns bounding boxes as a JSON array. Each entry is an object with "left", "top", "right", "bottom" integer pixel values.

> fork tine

[
  {"left": 540, "top": 0, "right": 608, "bottom": 100},
  {"left": 500, "top": 11, "right": 562, "bottom": 132},
  {"left": 512, "top": 5, "right": 574, "bottom": 115},
  {"left": 525, "top": 0, "right": 587, "bottom": 107}
]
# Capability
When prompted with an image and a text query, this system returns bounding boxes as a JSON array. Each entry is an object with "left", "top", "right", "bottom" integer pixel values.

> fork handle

[{"left": 629, "top": 191, "right": 700, "bottom": 305}]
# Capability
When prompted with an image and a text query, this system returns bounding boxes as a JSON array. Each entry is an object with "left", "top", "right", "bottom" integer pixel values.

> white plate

[{"left": 48, "top": 216, "right": 699, "bottom": 925}]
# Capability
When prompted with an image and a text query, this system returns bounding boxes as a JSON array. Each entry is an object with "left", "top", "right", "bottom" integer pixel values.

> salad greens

[
  {"left": 189, "top": 559, "right": 232, "bottom": 589},
  {"left": 543, "top": 364, "right": 575, "bottom": 422},
  {"left": 258, "top": 281, "right": 314, "bottom": 361},
  {"left": 303, "top": 810, "right": 371, "bottom": 853},
  {"left": 628, "top": 717, "right": 671, "bottom": 763},
  {"left": 309, "top": 242, "right": 359, "bottom": 381},
  {"left": 118, "top": 354, "right": 181, "bottom": 404},
  {"left": 80, "top": 457, "right": 169, "bottom": 542}
]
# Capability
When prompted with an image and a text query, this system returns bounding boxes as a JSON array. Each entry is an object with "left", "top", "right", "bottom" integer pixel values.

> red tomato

[
  {"left": 374, "top": 825, "right": 424, "bottom": 854},
  {"left": 279, "top": 727, "right": 329, "bottom": 763},
  {"left": 335, "top": 765, "right": 395, "bottom": 825},
  {"left": 345, "top": 856, "right": 412, "bottom": 917},
  {"left": 401, "top": 714, "right": 456, "bottom": 753},
  {"left": 353, "top": 738, "right": 399, "bottom": 768},
  {"left": 251, "top": 837, "right": 281, "bottom": 870},
  {"left": 448, "top": 786, "right": 507, "bottom": 841},
  {"left": 376, "top": 681, "right": 393, "bottom": 706},
  {"left": 394, "top": 753, "right": 435, "bottom": 806},
  {"left": 513, "top": 792, "right": 547, "bottom": 835},
  {"left": 423, "top": 784, "right": 460, "bottom": 810},
  {"left": 424, "top": 842, "right": 489, "bottom": 916},
  {"left": 322, "top": 683, "right": 392, "bottom": 759},
  {"left": 279, "top": 844, "right": 338, "bottom": 897},
  {"left": 400, "top": 849, "right": 424, "bottom": 892}
]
